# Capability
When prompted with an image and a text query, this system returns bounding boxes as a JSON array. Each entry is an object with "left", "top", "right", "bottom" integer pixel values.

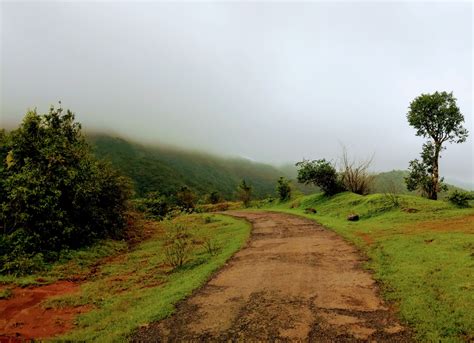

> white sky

[{"left": 1, "top": 1, "right": 473, "bottom": 184}]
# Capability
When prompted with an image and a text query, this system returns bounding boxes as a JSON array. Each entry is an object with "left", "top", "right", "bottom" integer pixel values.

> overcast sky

[{"left": 1, "top": 1, "right": 473, "bottom": 185}]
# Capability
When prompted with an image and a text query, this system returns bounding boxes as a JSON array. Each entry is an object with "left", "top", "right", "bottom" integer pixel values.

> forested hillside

[{"left": 89, "top": 134, "right": 288, "bottom": 199}]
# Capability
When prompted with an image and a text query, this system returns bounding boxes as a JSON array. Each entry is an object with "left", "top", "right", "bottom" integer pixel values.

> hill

[
  {"left": 89, "top": 136, "right": 467, "bottom": 200},
  {"left": 372, "top": 170, "right": 468, "bottom": 197},
  {"left": 88, "top": 134, "right": 288, "bottom": 199}
]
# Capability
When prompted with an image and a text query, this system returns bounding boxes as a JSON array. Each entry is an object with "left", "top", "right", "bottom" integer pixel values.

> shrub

[
  {"left": 296, "top": 159, "right": 345, "bottom": 196},
  {"left": 208, "top": 191, "right": 221, "bottom": 204},
  {"left": 0, "top": 105, "right": 131, "bottom": 270},
  {"left": 237, "top": 180, "right": 252, "bottom": 207},
  {"left": 176, "top": 186, "right": 196, "bottom": 212},
  {"left": 163, "top": 224, "right": 193, "bottom": 268},
  {"left": 339, "top": 148, "right": 375, "bottom": 195},
  {"left": 202, "top": 237, "right": 219, "bottom": 256},
  {"left": 196, "top": 202, "right": 233, "bottom": 213},
  {"left": 0, "top": 253, "right": 46, "bottom": 276},
  {"left": 139, "top": 192, "right": 171, "bottom": 219},
  {"left": 447, "top": 190, "right": 472, "bottom": 208},
  {"left": 276, "top": 177, "right": 291, "bottom": 201}
]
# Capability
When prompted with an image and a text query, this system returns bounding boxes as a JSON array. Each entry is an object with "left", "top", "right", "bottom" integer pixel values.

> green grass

[
  {"left": 43, "top": 213, "right": 250, "bottom": 342},
  {"left": 0, "top": 287, "right": 12, "bottom": 299},
  {"left": 264, "top": 192, "right": 474, "bottom": 342},
  {"left": 0, "top": 240, "right": 128, "bottom": 287}
]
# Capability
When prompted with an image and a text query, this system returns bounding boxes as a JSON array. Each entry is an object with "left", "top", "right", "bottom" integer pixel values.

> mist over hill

[
  {"left": 89, "top": 134, "right": 295, "bottom": 199},
  {"left": 89, "top": 134, "right": 470, "bottom": 200}
]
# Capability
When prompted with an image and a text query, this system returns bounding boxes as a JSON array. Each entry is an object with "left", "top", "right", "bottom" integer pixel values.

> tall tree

[
  {"left": 237, "top": 180, "right": 252, "bottom": 207},
  {"left": 0, "top": 105, "right": 131, "bottom": 261},
  {"left": 405, "top": 92, "right": 468, "bottom": 200},
  {"left": 276, "top": 177, "right": 291, "bottom": 201}
]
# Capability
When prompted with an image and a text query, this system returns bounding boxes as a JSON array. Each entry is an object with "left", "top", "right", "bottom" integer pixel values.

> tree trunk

[{"left": 430, "top": 143, "right": 441, "bottom": 200}]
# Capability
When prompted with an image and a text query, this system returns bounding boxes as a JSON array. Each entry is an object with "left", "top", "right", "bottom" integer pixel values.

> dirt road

[{"left": 133, "top": 211, "right": 411, "bottom": 342}]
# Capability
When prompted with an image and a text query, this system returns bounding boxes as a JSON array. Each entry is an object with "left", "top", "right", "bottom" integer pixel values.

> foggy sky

[{"left": 1, "top": 2, "right": 473, "bottom": 185}]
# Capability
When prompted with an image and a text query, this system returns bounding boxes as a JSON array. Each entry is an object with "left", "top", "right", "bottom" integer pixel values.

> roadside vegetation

[
  {"left": 0, "top": 106, "right": 132, "bottom": 275},
  {"left": 1, "top": 214, "right": 250, "bottom": 341},
  {"left": 59, "top": 214, "right": 249, "bottom": 341},
  {"left": 262, "top": 192, "right": 473, "bottom": 341}
]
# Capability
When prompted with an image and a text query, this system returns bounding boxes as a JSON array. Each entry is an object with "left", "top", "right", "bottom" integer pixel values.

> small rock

[
  {"left": 384, "top": 324, "right": 404, "bottom": 334},
  {"left": 347, "top": 214, "right": 359, "bottom": 221},
  {"left": 403, "top": 207, "right": 419, "bottom": 213},
  {"left": 304, "top": 208, "right": 317, "bottom": 214}
]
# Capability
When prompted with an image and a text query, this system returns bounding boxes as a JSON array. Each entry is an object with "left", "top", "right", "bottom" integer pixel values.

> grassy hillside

[
  {"left": 88, "top": 134, "right": 287, "bottom": 199},
  {"left": 265, "top": 193, "right": 474, "bottom": 341},
  {"left": 88, "top": 136, "right": 466, "bottom": 201},
  {"left": 372, "top": 170, "right": 467, "bottom": 198}
]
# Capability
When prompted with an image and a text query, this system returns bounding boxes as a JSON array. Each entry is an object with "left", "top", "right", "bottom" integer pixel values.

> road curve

[{"left": 133, "top": 211, "right": 411, "bottom": 342}]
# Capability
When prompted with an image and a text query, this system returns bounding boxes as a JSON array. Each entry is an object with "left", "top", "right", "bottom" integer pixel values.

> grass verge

[
  {"left": 42, "top": 213, "right": 250, "bottom": 342},
  {"left": 264, "top": 192, "right": 474, "bottom": 342}
]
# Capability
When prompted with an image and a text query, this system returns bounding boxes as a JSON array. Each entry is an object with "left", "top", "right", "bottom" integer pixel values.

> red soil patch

[
  {"left": 0, "top": 281, "right": 89, "bottom": 342},
  {"left": 356, "top": 232, "right": 375, "bottom": 246},
  {"left": 402, "top": 214, "right": 474, "bottom": 235}
]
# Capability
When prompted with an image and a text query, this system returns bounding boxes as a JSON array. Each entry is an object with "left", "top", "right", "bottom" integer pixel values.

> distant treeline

[
  {"left": 89, "top": 135, "right": 467, "bottom": 201},
  {"left": 88, "top": 134, "right": 314, "bottom": 200}
]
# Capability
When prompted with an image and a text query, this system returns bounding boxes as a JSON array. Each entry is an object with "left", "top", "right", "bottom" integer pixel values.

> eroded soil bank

[
  {"left": 0, "top": 281, "right": 88, "bottom": 342},
  {"left": 133, "top": 211, "right": 411, "bottom": 342}
]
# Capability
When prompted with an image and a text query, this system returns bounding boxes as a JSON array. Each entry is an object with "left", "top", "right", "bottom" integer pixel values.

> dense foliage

[
  {"left": 175, "top": 186, "right": 197, "bottom": 212},
  {"left": 207, "top": 191, "right": 221, "bottom": 204},
  {"left": 296, "top": 159, "right": 345, "bottom": 196},
  {"left": 133, "top": 192, "right": 171, "bottom": 219},
  {"left": 447, "top": 190, "right": 472, "bottom": 208},
  {"left": 89, "top": 134, "right": 298, "bottom": 199},
  {"left": 276, "top": 177, "right": 291, "bottom": 201},
  {"left": 0, "top": 106, "right": 131, "bottom": 274},
  {"left": 406, "top": 92, "right": 468, "bottom": 200},
  {"left": 237, "top": 180, "right": 252, "bottom": 207}
]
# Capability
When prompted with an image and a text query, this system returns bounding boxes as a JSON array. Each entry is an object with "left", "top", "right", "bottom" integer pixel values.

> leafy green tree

[
  {"left": 140, "top": 192, "right": 170, "bottom": 219},
  {"left": 176, "top": 186, "right": 196, "bottom": 212},
  {"left": 237, "top": 180, "right": 252, "bottom": 207},
  {"left": 296, "top": 159, "right": 345, "bottom": 196},
  {"left": 208, "top": 191, "right": 221, "bottom": 204},
  {"left": 406, "top": 92, "right": 468, "bottom": 200},
  {"left": 276, "top": 177, "right": 291, "bottom": 201},
  {"left": 0, "top": 105, "right": 131, "bottom": 271}
]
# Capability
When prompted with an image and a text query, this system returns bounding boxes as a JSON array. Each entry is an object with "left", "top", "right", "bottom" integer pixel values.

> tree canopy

[
  {"left": 0, "top": 105, "right": 131, "bottom": 274},
  {"left": 405, "top": 92, "right": 468, "bottom": 200},
  {"left": 296, "top": 159, "right": 345, "bottom": 196}
]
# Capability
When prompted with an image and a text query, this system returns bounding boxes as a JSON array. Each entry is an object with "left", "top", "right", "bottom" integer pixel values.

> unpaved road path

[{"left": 133, "top": 211, "right": 411, "bottom": 342}]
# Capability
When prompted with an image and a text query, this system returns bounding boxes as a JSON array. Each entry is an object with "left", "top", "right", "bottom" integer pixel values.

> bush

[
  {"left": 163, "top": 224, "right": 193, "bottom": 268},
  {"left": 176, "top": 186, "right": 196, "bottom": 212},
  {"left": 237, "top": 180, "right": 252, "bottom": 207},
  {"left": 0, "top": 105, "right": 131, "bottom": 271},
  {"left": 276, "top": 177, "right": 291, "bottom": 201},
  {"left": 340, "top": 148, "right": 375, "bottom": 195},
  {"left": 202, "top": 237, "right": 220, "bottom": 256},
  {"left": 207, "top": 191, "right": 221, "bottom": 204},
  {"left": 0, "top": 253, "right": 46, "bottom": 276},
  {"left": 296, "top": 159, "right": 345, "bottom": 196},
  {"left": 447, "top": 190, "right": 472, "bottom": 208},
  {"left": 136, "top": 192, "right": 171, "bottom": 219}
]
